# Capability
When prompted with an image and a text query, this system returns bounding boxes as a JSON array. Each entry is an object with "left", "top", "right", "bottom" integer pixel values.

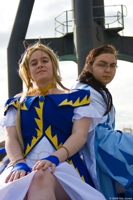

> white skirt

[{"left": 0, "top": 137, "right": 106, "bottom": 200}]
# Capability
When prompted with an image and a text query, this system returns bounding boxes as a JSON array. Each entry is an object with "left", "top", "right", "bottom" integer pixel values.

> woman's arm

[
  {"left": 4, "top": 126, "right": 26, "bottom": 183},
  {"left": 53, "top": 117, "right": 90, "bottom": 161},
  {"left": 33, "top": 117, "right": 90, "bottom": 172},
  {"left": 5, "top": 126, "right": 23, "bottom": 163}
]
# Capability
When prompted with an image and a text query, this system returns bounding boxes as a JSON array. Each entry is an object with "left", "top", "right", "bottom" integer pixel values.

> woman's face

[
  {"left": 28, "top": 50, "right": 54, "bottom": 86},
  {"left": 88, "top": 53, "right": 117, "bottom": 86}
]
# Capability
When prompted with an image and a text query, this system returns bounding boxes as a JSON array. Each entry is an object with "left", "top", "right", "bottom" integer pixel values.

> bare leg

[{"left": 26, "top": 169, "right": 71, "bottom": 200}]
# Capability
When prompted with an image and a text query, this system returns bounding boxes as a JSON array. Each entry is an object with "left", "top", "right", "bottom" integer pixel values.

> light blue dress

[{"left": 74, "top": 82, "right": 133, "bottom": 199}]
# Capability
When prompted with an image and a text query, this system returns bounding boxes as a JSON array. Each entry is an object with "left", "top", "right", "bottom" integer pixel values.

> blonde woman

[{"left": 0, "top": 41, "right": 105, "bottom": 200}]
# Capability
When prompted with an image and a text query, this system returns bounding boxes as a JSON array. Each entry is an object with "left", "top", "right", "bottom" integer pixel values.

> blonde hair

[
  {"left": 16, "top": 40, "right": 69, "bottom": 151},
  {"left": 19, "top": 40, "right": 68, "bottom": 93}
]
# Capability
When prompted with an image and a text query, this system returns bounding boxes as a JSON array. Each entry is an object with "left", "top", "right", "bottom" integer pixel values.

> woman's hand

[
  {"left": 5, "top": 170, "right": 30, "bottom": 183},
  {"left": 32, "top": 160, "right": 56, "bottom": 173},
  {"left": 5, "top": 162, "right": 31, "bottom": 183}
]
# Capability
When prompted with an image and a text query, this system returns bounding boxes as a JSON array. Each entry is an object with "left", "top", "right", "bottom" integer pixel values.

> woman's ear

[{"left": 86, "top": 63, "right": 92, "bottom": 73}]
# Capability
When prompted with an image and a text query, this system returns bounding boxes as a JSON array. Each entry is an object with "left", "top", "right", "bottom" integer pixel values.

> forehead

[
  {"left": 30, "top": 50, "right": 50, "bottom": 60},
  {"left": 95, "top": 53, "right": 117, "bottom": 63}
]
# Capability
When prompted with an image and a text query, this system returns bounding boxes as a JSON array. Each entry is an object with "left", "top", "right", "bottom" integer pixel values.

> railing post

[
  {"left": 66, "top": 11, "right": 68, "bottom": 34},
  {"left": 121, "top": 5, "right": 124, "bottom": 29}
]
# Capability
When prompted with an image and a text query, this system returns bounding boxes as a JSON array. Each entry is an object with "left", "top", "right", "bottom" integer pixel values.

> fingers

[
  {"left": 32, "top": 160, "right": 56, "bottom": 173},
  {"left": 32, "top": 160, "right": 47, "bottom": 170},
  {"left": 5, "top": 173, "right": 11, "bottom": 183},
  {"left": 32, "top": 160, "right": 46, "bottom": 170},
  {"left": 5, "top": 170, "right": 27, "bottom": 183},
  {"left": 50, "top": 163, "right": 56, "bottom": 173},
  {"left": 42, "top": 163, "right": 56, "bottom": 173},
  {"left": 5, "top": 160, "right": 57, "bottom": 183}
]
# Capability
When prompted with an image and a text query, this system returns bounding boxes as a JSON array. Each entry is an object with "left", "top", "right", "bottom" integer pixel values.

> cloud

[
  {"left": 108, "top": 61, "right": 133, "bottom": 130},
  {"left": 26, "top": 19, "right": 55, "bottom": 39},
  {"left": 59, "top": 61, "right": 78, "bottom": 88},
  {"left": 104, "top": 0, "right": 133, "bottom": 37},
  {"left": 0, "top": 0, "right": 133, "bottom": 141},
  {"left": 26, "top": 0, "right": 72, "bottom": 38}
]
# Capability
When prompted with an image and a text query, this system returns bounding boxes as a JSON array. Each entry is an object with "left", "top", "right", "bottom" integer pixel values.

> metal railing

[
  {"left": 94, "top": 5, "right": 127, "bottom": 29},
  {"left": 54, "top": 10, "right": 74, "bottom": 36},
  {"left": 54, "top": 5, "right": 127, "bottom": 37}
]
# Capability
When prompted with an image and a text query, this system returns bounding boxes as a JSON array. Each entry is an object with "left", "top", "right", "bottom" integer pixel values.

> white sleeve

[
  {"left": 0, "top": 107, "right": 16, "bottom": 127},
  {"left": 73, "top": 105, "right": 106, "bottom": 132}
]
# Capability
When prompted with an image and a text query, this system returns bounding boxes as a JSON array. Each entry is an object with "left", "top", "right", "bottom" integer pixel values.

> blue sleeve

[
  {"left": 95, "top": 122, "right": 133, "bottom": 189},
  {"left": 4, "top": 97, "right": 19, "bottom": 116}
]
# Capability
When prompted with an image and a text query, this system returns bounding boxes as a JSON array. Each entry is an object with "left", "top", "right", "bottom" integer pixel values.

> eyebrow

[
  {"left": 30, "top": 56, "right": 49, "bottom": 64},
  {"left": 98, "top": 60, "right": 117, "bottom": 64}
]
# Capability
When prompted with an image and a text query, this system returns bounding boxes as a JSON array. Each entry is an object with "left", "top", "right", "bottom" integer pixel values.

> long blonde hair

[
  {"left": 19, "top": 40, "right": 68, "bottom": 93},
  {"left": 16, "top": 40, "right": 69, "bottom": 151}
]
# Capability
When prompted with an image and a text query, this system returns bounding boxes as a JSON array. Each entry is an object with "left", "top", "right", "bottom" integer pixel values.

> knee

[{"left": 33, "top": 169, "right": 54, "bottom": 185}]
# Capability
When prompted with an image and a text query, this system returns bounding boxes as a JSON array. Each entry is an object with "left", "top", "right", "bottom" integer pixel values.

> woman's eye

[
  {"left": 110, "top": 64, "right": 117, "bottom": 68},
  {"left": 31, "top": 62, "right": 37, "bottom": 66},
  {"left": 98, "top": 63, "right": 106, "bottom": 67},
  {"left": 30, "top": 62, "right": 38, "bottom": 66},
  {"left": 42, "top": 60, "right": 47, "bottom": 63}
]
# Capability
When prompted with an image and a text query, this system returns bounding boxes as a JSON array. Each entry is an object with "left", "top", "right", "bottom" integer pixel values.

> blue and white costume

[
  {"left": 0, "top": 89, "right": 106, "bottom": 200},
  {"left": 74, "top": 82, "right": 133, "bottom": 199}
]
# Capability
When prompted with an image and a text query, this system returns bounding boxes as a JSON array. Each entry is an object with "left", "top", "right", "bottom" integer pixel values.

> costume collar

[{"left": 35, "top": 83, "right": 56, "bottom": 95}]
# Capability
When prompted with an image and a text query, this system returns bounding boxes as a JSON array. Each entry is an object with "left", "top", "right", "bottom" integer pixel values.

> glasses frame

[{"left": 95, "top": 61, "right": 118, "bottom": 70}]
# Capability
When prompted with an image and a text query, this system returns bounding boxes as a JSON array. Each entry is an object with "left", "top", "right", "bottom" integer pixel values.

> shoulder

[
  {"left": 14, "top": 92, "right": 23, "bottom": 97},
  {"left": 72, "top": 81, "right": 90, "bottom": 90},
  {"left": 4, "top": 92, "right": 23, "bottom": 106},
  {"left": 52, "top": 88, "right": 69, "bottom": 94},
  {"left": 72, "top": 81, "right": 99, "bottom": 96},
  {"left": 4, "top": 96, "right": 21, "bottom": 116},
  {"left": 49, "top": 89, "right": 90, "bottom": 107}
]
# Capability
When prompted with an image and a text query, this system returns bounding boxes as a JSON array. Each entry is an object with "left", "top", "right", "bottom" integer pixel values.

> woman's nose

[
  {"left": 105, "top": 65, "right": 112, "bottom": 72},
  {"left": 37, "top": 61, "right": 43, "bottom": 68}
]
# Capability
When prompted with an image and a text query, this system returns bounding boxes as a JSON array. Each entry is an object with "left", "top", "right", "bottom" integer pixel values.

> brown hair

[
  {"left": 81, "top": 44, "right": 118, "bottom": 74},
  {"left": 79, "top": 44, "right": 118, "bottom": 116}
]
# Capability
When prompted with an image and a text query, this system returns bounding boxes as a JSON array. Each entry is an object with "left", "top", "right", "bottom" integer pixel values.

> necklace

[
  {"left": 37, "top": 83, "right": 56, "bottom": 95},
  {"left": 31, "top": 83, "right": 56, "bottom": 96}
]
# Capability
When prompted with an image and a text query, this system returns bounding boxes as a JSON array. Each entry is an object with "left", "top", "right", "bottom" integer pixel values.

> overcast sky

[{"left": 0, "top": 0, "right": 133, "bottom": 141}]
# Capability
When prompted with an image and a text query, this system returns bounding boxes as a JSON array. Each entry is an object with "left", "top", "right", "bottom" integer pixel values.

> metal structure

[
  {"left": 7, "top": 0, "right": 133, "bottom": 97},
  {"left": 55, "top": 5, "right": 126, "bottom": 36}
]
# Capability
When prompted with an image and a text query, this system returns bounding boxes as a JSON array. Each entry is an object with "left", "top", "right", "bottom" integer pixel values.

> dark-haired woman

[{"left": 74, "top": 44, "right": 133, "bottom": 199}]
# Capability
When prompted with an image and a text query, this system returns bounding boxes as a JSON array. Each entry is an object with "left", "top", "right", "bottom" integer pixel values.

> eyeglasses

[{"left": 95, "top": 62, "right": 118, "bottom": 70}]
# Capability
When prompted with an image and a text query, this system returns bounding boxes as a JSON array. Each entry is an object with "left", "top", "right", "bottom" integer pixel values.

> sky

[{"left": 0, "top": 0, "right": 133, "bottom": 141}]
